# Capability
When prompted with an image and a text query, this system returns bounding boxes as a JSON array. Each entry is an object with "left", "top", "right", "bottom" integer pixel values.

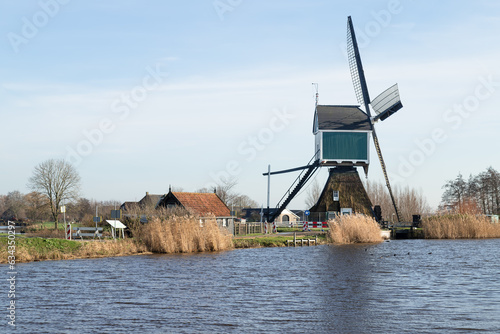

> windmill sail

[
  {"left": 371, "top": 84, "right": 403, "bottom": 122},
  {"left": 347, "top": 16, "right": 371, "bottom": 115},
  {"left": 346, "top": 16, "right": 402, "bottom": 223}
]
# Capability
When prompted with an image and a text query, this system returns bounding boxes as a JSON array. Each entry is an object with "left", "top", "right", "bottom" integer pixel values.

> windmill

[{"left": 263, "top": 16, "right": 402, "bottom": 223}]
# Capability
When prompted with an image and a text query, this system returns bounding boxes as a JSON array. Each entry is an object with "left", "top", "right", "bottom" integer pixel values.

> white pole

[
  {"left": 63, "top": 199, "right": 66, "bottom": 227},
  {"left": 266, "top": 164, "right": 271, "bottom": 222}
]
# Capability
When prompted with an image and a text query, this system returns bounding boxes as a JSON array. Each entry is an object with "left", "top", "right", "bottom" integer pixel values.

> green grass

[
  {"left": 277, "top": 227, "right": 330, "bottom": 233},
  {"left": 276, "top": 227, "right": 302, "bottom": 233},
  {"left": 233, "top": 234, "right": 326, "bottom": 248},
  {"left": 29, "top": 222, "right": 67, "bottom": 230},
  {"left": 233, "top": 236, "right": 290, "bottom": 248},
  {"left": 0, "top": 236, "right": 82, "bottom": 255}
]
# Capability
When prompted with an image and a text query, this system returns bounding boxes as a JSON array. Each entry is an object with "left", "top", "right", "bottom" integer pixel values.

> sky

[{"left": 1, "top": 0, "right": 499, "bottom": 211}]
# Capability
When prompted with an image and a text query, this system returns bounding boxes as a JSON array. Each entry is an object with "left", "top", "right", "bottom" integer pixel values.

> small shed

[{"left": 313, "top": 105, "right": 372, "bottom": 174}]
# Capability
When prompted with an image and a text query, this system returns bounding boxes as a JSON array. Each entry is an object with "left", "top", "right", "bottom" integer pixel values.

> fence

[
  {"left": 70, "top": 225, "right": 103, "bottom": 240},
  {"left": 233, "top": 222, "right": 265, "bottom": 236},
  {"left": 302, "top": 222, "right": 329, "bottom": 230},
  {"left": 0, "top": 225, "right": 24, "bottom": 235}
]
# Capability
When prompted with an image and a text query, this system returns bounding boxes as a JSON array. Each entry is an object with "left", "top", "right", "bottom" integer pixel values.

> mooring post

[{"left": 294, "top": 232, "right": 296, "bottom": 247}]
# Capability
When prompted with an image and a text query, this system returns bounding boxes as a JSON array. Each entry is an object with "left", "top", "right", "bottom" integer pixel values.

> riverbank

[
  {"left": 0, "top": 237, "right": 151, "bottom": 263},
  {"left": 0, "top": 233, "right": 329, "bottom": 263}
]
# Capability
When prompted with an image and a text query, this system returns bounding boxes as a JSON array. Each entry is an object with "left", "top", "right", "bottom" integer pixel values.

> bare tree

[
  {"left": 444, "top": 167, "right": 500, "bottom": 214},
  {"left": 441, "top": 173, "right": 468, "bottom": 212},
  {"left": 196, "top": 178, "right": 258, "bottom": 215},
  {"left": 233, "top": 194, "right": 258, "bottom": 209},
  {"left": 5, "top": 191, "right": 27, "bottom": 219},
  {"left": 24, "top": 191, "right": 51, "bottom": 222},
  {"left": 27, "top": 159, "right": 81, "bottom": 229},
  {"left": 305, "top": 179, "right": 322, "bottom": 209},
  {"left": 216, "top": 177, "right": 238, "bottom": 206},
  {"left": 0, "top": 195, "right": 6, "bottom": 217},
  {"left": 365, "top": 180, "right": 430, "bottom": 221}
]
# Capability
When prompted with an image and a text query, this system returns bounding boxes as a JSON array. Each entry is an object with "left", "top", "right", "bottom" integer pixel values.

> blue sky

[{"left": 1, "top": 0, "right": 499, "bottom": 210}]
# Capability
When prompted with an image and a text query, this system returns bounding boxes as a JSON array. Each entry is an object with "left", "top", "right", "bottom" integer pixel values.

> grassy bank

[
  {"left": 233, "top": 234, "right": 326, "bottom": 248},
  {"left": 422, "top": 214, "right": 500, "bottom": 239},
  {"left": 328, "top": 214, "right": 383, "bottom": 244},
  {"left": 0, "top": 237, "right": 149, "bottom": 263},
  {"left": 1, "top": 215, "right": 384, "bottom": 263}
]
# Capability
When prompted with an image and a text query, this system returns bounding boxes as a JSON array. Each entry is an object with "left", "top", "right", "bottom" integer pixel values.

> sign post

[
  {"left": 111, "top": 210, "right": 121, "bottom": 220},
  {"left": 61, "top": 204, "right": 66, "bottom": 228}
]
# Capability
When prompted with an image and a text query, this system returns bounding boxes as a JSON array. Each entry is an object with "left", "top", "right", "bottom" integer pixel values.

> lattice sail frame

[{"left": 347, "top": 19, "right": 365, "bottom": 108}]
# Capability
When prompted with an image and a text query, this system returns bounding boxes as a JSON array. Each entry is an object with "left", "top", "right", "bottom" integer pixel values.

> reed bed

[
  {"left": 134, "top": 216, "right": 233, "bottom": 253},
  {"left": 422, "top": 214, "right": 500, "bottom": 239},
  {"left": 328, "top": 214, "right": 383, "bottom": 244}
]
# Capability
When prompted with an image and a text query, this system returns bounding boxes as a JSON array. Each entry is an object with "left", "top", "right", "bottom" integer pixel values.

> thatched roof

[{"left": 310, "top": 166, "right": 373, "bottom": 215}]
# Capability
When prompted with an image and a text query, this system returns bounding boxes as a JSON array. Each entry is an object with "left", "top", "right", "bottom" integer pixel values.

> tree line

[
  {"left": 440, "top": 167, "right": 500, "bottom": 214},
  {"left": 1, "top": 159, "right": 258, "bottom": 228},
  {"left": 0, "top": 191, "right": 121, "bottom": 226}
]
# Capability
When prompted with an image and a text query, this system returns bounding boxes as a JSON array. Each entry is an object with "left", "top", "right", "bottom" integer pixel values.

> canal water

[{"left": 3, "top": 239, "right": 500, "bottom": 333}]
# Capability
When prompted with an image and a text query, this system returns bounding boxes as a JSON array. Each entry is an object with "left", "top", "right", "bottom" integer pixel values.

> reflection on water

[{"left": 4, "top": 239, "right": 500, "bottom": 333}]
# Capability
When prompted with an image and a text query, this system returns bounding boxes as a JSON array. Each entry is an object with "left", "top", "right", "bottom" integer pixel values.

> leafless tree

[
  {"left": 27, "top": 159, "right": 81, "bottom": 229},
  {"left": 232, "top": 194, "right": 258, "bottom": 209},
  {"left": 0, "top": 195, "right": 6, "bottom": 217},
  {"left": 440, "top": 173, "right": 468, "bottom": 212},
  {"left": 24, "top": 191, "right": 51, "bottom": 222},
  {"left": 215, "top": 177, "right": 238, "bottom": 206},
  {"left": 443, "top": 167, "right": 500, "bottom": 214},
  {"left": 305, "top": 179, "right": 322, "bottom": 209},
  {"left": 198, "top": 177, "right": 238, "bottom": 207},
  {"left": 365, "top": 180, "right": 430, "bottom": 222},
  {"left": 5, "top": 191, "right": 26, "bottom": 219},
  {"left": 196, "top": 178, "right": 258, "bottom": 215}
]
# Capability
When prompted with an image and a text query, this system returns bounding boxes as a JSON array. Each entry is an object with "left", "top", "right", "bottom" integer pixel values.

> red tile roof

[{"left": 172, "top": 192, "right": 230, "bottom": 217}]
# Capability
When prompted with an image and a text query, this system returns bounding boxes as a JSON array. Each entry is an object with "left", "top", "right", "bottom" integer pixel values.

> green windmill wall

[{"left": 322, "top": 132, "right": 368, "bottom": 161}]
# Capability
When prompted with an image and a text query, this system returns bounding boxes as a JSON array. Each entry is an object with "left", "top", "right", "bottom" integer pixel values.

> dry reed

[
  {"left": 134, "top": 216, "right": 233, "bottom": 253},
  {"left": 328, "top": 214, "right": 383, "bottom": 244},
  {"left": 422, "top": 214, "right": 500, "bottom": 239}
]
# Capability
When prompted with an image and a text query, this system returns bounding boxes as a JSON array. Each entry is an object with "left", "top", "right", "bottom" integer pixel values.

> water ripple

[{"left": 3, "top": 239, "right": 500, "bottom": 333}]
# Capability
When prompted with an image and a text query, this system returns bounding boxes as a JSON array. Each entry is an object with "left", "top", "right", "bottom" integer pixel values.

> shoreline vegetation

[
  {"left": 328, "top": 214, "right": 383, "bottom": 244},
  {"left": 422, "top": 213, "right": 500, "bottom": 239},
  {"left": 2, "top": 213, "right": 500, "bottom": 264}
]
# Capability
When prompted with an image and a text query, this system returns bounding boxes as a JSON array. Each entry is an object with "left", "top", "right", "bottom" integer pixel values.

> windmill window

[{"left": 282, "top": 215, "right": 289, "bottom": 222}]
